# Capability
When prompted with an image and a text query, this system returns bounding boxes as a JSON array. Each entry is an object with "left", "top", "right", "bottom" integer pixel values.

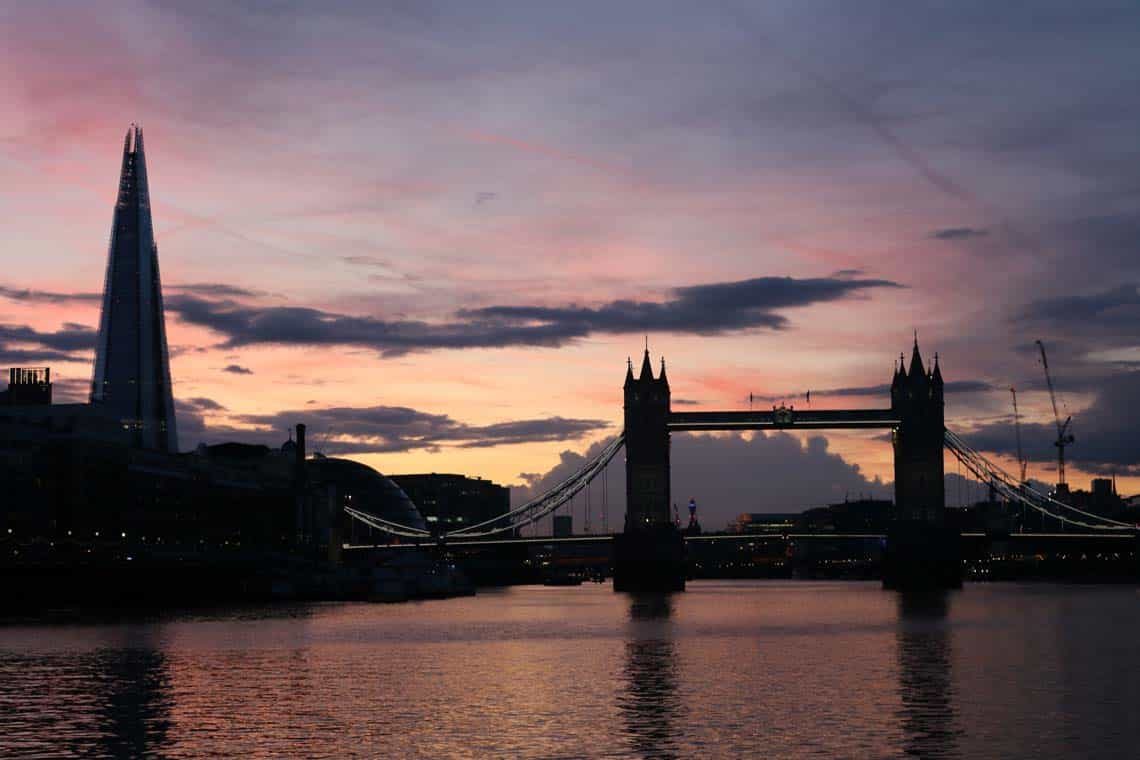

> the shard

[{"left": 90, "top": 125, "right": 179, "bottom": 452}]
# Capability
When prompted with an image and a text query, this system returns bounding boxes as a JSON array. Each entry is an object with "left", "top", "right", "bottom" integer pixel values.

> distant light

[{"left": 121, "top": 531, "right": 127, "bottom": 538}]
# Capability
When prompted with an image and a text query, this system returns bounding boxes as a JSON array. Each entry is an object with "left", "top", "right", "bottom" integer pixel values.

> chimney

[{"left": 296, "top": 423, "right": 306, "bottom": 469}]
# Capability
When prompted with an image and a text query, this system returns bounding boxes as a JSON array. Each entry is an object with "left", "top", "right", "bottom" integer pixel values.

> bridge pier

[
  {"left": 614, "top": 350, "right": 685, "bottom": 592},
  {"left": 883, "top": 341, "right": 962, "bottom": 590}
]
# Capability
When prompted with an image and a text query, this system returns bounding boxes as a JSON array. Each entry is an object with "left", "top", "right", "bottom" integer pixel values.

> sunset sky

[{"left": 2, "top": 1, "right": 1138, "bottom": 525}]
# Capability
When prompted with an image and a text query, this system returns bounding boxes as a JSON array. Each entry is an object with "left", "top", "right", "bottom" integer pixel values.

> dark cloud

[
  {"left": 0, "top": 347, "right": 84, "bottom": 365},
  {"left": 931, "top": 227, "right": 988, "bottom": 241},
  {"left": 0, "top": 286, "right": 100, "bottom": 304},
  {"left": 456, "top": 418, "right": 612, "bottom": 448},
  {"left": 211, "top": 405, "right": 611, "bottom": 455},
  {"left": 0, "top": 281, "right": 264, "bottom": 302},
  {"left": 222, "top": 364, "right": 254, "bottom": 375},
  {"left": 0, "top": 322, "right": 97, "bottom": 357},
  {"left": 164, "top": 276, "right": 901, "bottom": 357},
  {"left": 753, "top": 380, "right": 995, "bottom": 403},
  {"left": 168, "top": 282, "right": 266, "bottom": 299},
  {"left": 464, "top": 276, "right": 903, "bottom": 336},
  {"left": 173, "top": 396, "right": 231, "bottom": 449},
  {"left": 182, "top": 397, "right": 227, "bottom": 412},
  {"left": 1051, "top": 214, "right": 1140, "bottom": 273},
  {"left": 165, "top": 294, "right": 577, "bottom": 356},
  {"left": 1019, "top": 284, "right": 1140, "bottom": 336},
  {"left": 964, "top": 371, "right": 1140, "bottom": 476}
]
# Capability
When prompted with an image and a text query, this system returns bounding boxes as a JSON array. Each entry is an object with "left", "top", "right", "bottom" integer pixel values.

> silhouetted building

[
  {"left": 830, "top": 498, "right": 892, "bottom": 531},
  {"left": 310, "top": 456, "right": 427, "bottom": 550},
  {"left": 390, "top": 473, "right": 509, "bottom": 532},
  {"left": 1062, "top": 477, "right": 1124, "bottom": 518},
  {"left": 891, "top": 339, "right": 945, "bottom": 523},
  {"left": 90, "top": 125, "right": 178, "bottom": 452},
  {"left": 0, "top": 368, "right": 52, "bottom": 406},
  {"left": 623, "top": 350, "right": 671, "bottom": 529},
  {"left": 553, "top": 514, "right": 573, "bottom": 537}
]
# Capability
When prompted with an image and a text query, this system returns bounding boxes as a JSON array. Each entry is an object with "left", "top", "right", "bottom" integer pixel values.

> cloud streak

[
  {"left": 221, "top": 406, "right": 610, "bottom": 455},
  {"left": 164, "top": 275, "right": 901, "bottom": 356},
  {"left": 0, "top": 322, "right": 97, "bottom": 365},
  {"left": 931, "top": 227, "right": 988, "bottom": 241}
]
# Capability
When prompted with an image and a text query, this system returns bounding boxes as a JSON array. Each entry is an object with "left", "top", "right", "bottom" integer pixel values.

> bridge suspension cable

[
  {"left": 444, "top": 433, "right": 626, "bottom": 538},
  {"left": 341, "top": 433, "right": 625, "bottom": 540},
  {"left": 943, "top": 429, "right": 1134, "bottom": 531},
  {"left": 344, "top": 505, "right": 432, "bottom": 538}
]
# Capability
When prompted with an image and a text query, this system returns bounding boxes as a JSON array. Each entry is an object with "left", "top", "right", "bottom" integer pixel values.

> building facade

[{"left": 390, "top": 473, "right": 509, "bottom": 533}]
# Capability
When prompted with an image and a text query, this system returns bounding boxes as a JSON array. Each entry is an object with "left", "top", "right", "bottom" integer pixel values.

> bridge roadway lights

[
  {"left": 882, "top": 521, "right": 963, "bottom": 591},
  {"left": 613, "top": 524, "right": 686, "bottom": 593}
]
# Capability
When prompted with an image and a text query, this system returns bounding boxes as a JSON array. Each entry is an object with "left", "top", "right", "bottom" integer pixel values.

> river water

[{"left": 0, "top": 581, "right": 1137, "bottom": 758}]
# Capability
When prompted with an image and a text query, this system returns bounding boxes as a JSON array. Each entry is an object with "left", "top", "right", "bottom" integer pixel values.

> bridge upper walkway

[{"left": 669, "top": 409, "right": 899, "bottom": 431}]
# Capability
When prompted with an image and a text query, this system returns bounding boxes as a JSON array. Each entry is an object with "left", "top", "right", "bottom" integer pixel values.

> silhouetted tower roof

[
  {"left": 624, "top": 357, "right": 635, "bottom": 387},
  {"left": 908, "top": 334, "right": 925, "bottom": 378},
  {"left": 890, "top": 355, "right": 905, "bottom": 406},
  {"left": 90, "top": 125, "right": 179, "bottom": 452},
  {"left": 639, "top": 348, "right": 654, "bottom": 381}
]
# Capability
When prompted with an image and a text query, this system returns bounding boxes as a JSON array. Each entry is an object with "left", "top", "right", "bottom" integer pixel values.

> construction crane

[
  {"left": 1035, "top": 340, "right": 1074, "bottom": 495},
  {"left": 1010, "top": 386, "right": 1028, "bottom": 483}
]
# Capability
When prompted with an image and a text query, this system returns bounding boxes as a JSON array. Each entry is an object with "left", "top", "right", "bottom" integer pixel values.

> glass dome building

[{"left": 305, "top": 456, "right": 428, "bottom": 535}]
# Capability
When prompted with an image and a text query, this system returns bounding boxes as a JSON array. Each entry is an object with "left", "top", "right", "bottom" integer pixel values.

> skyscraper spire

[{"left": 91, "top": 125, "right": 179, "bottom": 452}]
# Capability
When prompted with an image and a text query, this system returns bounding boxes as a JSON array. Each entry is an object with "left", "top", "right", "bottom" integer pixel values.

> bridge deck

[{"left": 668, "top": 408, "right": 900, "bottom": 431}]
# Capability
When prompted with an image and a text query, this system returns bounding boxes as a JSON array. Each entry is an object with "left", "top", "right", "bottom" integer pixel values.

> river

[{"left": 1, "top": 581, "right": 1137, "bottom": 758}]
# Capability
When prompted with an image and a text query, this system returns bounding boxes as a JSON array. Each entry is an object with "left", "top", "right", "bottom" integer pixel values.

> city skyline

[{"left": 2, "top": 2, "right": 1138, "bottom": 519}]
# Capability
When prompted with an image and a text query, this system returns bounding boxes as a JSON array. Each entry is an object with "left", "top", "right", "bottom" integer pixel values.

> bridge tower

[
  {"left": 623, "top": 350, "right": 671, "bottom": 529},
  {"left": 891, "top": 339, "right": 945, "bottom": 522},
  {"left": 614, "top": 349, "right": 686, "bottom": 592},
  {"left": 884, "top": 338, "right": 960, "bottom": 589}
]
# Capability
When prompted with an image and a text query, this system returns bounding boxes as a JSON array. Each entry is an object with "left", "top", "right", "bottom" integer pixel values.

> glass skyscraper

[{"left": 90, "top": 125, "right": 178, "bottom": 452}]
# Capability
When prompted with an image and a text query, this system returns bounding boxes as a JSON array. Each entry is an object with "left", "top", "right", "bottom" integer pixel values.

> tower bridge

[
  {"left": 345, "top": 341, "right": 1135, "bottom": 592},
  {"left": 615, "top": 339, "right": 948, "bottom": 590}
]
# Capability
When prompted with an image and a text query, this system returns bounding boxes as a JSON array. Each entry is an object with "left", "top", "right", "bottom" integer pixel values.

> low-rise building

[{"left": 390, "top": 473, "right": 510, "bottom": 533}]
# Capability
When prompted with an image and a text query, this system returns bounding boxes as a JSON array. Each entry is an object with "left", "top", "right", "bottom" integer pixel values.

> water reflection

[
  {"left": 895, "top": 593, "right": 960, "bottom": 759},
  {"left": 620, "top": 593, "right": 682, "bottom": 760},
  {"left": 90, "top": 634, "right": 173, "bottom": 758},
  {"left": 0, "top": 628, "right": 173, "bottom": 757}
]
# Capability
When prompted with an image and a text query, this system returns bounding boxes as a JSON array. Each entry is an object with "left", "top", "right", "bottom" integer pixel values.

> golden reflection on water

[{"left": 1, "top": 582, "right": 1138, "bottom": 758}]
